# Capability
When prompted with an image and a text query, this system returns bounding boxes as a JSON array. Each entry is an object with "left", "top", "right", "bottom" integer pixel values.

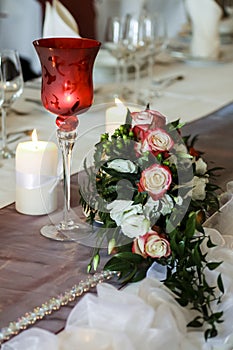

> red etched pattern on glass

[{"left": 33, "top": 38, "right": 101, "bottom": 120}]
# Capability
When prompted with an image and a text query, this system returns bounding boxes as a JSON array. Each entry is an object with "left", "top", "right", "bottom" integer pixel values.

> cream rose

[
  {"left": 133, "top": 231, "right": 171, "bottom": 258},
  {"left": 138, "top": 164, "right": 172, "bottom": 200},
  {"left": 131, "top": 109, "right": 166, "bottom": 128},
  {"left": 142, "top": 128, "right": 174, "bottom": 155}
]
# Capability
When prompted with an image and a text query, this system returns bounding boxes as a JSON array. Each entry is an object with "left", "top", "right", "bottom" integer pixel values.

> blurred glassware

[
  {"left": 0, "top": 61, "right": 3, "bottom": 110},
  {"left": 224, "top": 0, "right": 233, "bottom": 15},
  {"left": 0, "top": 49, "right": 24, "bottom": 159},
  {"left": 104, "top": 16, "right": 128, "bottom": 86}
]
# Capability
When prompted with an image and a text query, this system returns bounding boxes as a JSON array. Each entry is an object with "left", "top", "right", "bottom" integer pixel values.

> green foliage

[
  {"left": 104, "top": 211, "right": 224, "bottom": 339},
  {"left": 80, "top": 108, "right": 224, "bottom": 340}
]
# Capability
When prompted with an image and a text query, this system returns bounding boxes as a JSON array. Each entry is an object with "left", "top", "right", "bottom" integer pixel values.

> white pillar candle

[
  {"left": 15, "top": 130, "right": 59, "bottom": 215},
  {"left": 105, "top": 98, "right": 140, "bottom": 135}
]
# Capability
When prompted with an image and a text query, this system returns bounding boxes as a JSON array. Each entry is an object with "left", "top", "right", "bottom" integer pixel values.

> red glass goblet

[{"left": 33, "top": 37, "right": 100, "bottom": 241}]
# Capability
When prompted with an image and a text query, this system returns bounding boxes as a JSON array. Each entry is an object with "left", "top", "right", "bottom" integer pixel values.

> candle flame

[
  {"left": 32, "top": 129, "right": 38, "bottom": 142},
  {"left": 115, "top": 97, "right": 123, "bottom": 106}
]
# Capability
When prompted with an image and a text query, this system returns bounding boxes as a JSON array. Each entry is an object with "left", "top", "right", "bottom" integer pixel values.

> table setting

[{"left": 1, "top": 1, "right": 233, "bottom": 348}]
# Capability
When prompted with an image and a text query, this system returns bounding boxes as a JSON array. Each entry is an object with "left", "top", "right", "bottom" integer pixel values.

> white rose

[
  {"left": 192, "top": 176, "right": 209, "bottom": 200},
  {"left": 144, "top": 128, "right": 174, "bottom": 154},
  {"left": 131, "top": 109, "right": 166, "bottom": 128},
  {"left": 195, "top": 158, "right": 207, "bottom": 175},
  {"left": 107, "top": 159, "right": 137, "bottom": 173},
  {"left": 107, "top": 200, "right": 134, "bottom": 225},
  {"left": 107, "top": 200, "right": 143, "bottom": 226},
  {"left": 133, "top": 231, "right": 171, "bottom": 258},
  {"left": 139, "top": 164, "right": 172, "bottom": 200},
  {"left": 121, "top": 213, "right": 150, "bottom": 238},
  {"left": 143, "top": 194, "right": 173, "bottom": 218}
]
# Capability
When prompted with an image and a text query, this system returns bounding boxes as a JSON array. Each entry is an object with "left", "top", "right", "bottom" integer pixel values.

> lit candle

[
  {"left": 105, "top": 98, "right": 140, "bottom": 135},
  {"left": 15, "top": 129, "right": 59, "bottom": 215}
]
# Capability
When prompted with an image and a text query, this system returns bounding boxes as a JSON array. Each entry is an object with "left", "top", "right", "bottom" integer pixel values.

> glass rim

[{"left": 33, "top": 37, "right": 101, "bottom": 50}]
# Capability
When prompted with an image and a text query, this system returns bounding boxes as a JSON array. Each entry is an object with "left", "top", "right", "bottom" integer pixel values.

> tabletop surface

[
  {"left": 1, "top": 101, "right": 233, "bottom": 336},
  {"left": 0, "top": 49, "right": 233, "bottom": 343}
]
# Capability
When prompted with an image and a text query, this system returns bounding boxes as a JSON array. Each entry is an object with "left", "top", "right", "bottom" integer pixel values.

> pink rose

[
  {"left": 138, "top": 164, "right": 172, "bottom": 200},
  {"left": 131, "top": 109, "right": 166, "bottom": 129},
  {"left": 132, "top": 230, "right": 171, "bottom": 258},
  {"left": 142, "top": 128, "right": 174, "bottom": 156}
]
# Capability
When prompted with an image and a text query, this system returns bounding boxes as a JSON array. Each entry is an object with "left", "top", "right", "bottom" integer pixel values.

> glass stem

[
  {"left": 57, "top": 127, "right": 77, "bottom": 230},
  {"left": 1, "top": 107, "right": 7, "bottom": 149},
  {"left": 115, "top": 60, "right": 122, "bottom": 84}
]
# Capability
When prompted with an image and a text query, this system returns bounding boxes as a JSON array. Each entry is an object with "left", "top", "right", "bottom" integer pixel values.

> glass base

[
  {"left": 40, "top": 220, "right": 92, "bottom": 242},
  {"left": 0, "top": 146, "right": 15, "bottom": 159}
]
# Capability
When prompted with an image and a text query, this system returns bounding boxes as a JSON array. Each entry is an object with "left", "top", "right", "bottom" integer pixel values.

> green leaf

[
  {"left": 104, "top": 257, "right": 129, "bottom": 272},
  {"left": 187, "top": 317, "right": 203, "bottom": 328},
  {"left": 217, "top": 274, "right": 224, "bottom": 294},
  {"left": 185, "top": 212, "right": 196, "bottom": 238},
  {"left": 125, "top": 108, "right": 132, "bottom": 125},
  {"left": 206, "top": 236, "right": 217, "bottom": 248},
  {"left": 93, "top": 253, "right": 100, "bottom": 271},
  {"left": 114, "top": 252, "right": 144, "bottom": 263},
  {"left": 207, "top": 261, "right": 222, "bottom": 270},
  {"left": 205, "top": 327, "right": 218, "bottom": 340}
]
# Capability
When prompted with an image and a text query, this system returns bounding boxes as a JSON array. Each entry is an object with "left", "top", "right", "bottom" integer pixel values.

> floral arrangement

[{"left": 80, "top": 105, "right": 224, "bottom": 340}]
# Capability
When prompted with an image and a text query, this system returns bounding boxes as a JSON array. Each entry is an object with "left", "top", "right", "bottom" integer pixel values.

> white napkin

[
  {"left": 42, "top": 0, "right": 80, "bottom": 38},
  {"left": 185, "top": 0, "right": 223, "bottom": 59}
]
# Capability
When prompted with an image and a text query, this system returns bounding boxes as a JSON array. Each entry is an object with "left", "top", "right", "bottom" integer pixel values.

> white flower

[
  {"left": 107, "top": 200, "right": 150, "bottom": 238},
  {"left": 107, "top": 159, "right": 137, "bottom": 173},
  {"left": 107, "top": 200, "right": 143, "bottom": 225},
  {"left": 160, "top": 194, "right": 174, "bottom": 215},
  {"left": 192, "top": 176, "right": 209, "bottom": 200},
  {"left": 144, "top": 194, "right": 174, "bottom": 218},
  {"left": 144, "top": 196, "right": 160, "bottom": 217},
  {"left": 121, "top": 214, "right": 150, "bottom": 238},
  {"left": 195, "top": 157, "right": 207, "bottom": 175},
  {"left": 174, "top": 195, "right": 183, "bottom": 206},
  {"left": 168, "top": 144, "right": 192, "bottom": 166}
]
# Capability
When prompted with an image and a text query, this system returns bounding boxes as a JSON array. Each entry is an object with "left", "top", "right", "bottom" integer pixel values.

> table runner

[{"left": 0, "top": 101, "right": 233, "bottom": 337}]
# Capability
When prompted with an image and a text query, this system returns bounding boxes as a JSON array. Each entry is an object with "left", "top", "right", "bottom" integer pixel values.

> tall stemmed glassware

[
  {"left": 104, "top": 16, "right": 125, "bottom": 85},
  {"left": 0, "top": 49, "right": 24, "bottom": 159},
  {"left": 0, "top": 62, "right": 4, "bottom": 111},
  {"left": 33, "top": 37, "right": 100, "bottom": 241}
]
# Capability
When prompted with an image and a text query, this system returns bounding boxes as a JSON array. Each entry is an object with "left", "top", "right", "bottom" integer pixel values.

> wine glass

[
  {"left": 33, "top": 37, "right": 100, "bottom": 241},
  {"left": 0, "top": 64, "right": 4, "bottom": 110},
  {"left": 0, "top": 49, "right": 24, "bottom": 159},
  {"left": 104, "top": 16, "right": 133, "bottom": 98}
]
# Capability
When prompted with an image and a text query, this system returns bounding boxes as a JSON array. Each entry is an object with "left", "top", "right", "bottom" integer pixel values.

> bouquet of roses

[{"left": 80, "top": 105, "right": 224, "bottom": 339}]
